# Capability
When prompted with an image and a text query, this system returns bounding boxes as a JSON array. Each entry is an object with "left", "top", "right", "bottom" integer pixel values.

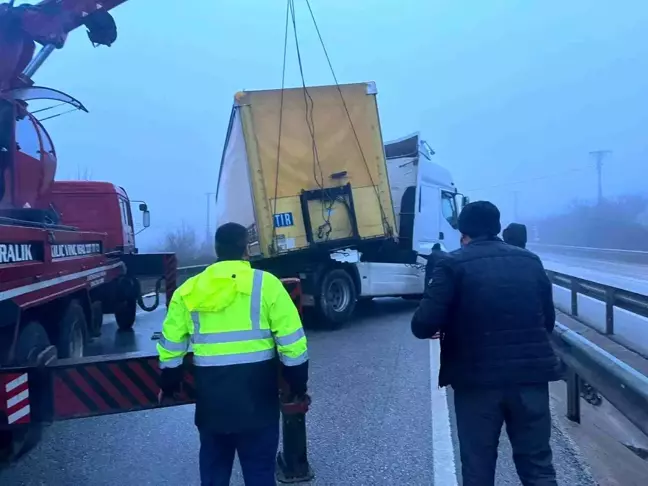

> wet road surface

[{"left": 3, "top": 299, "right": 596, "bottom": 485}]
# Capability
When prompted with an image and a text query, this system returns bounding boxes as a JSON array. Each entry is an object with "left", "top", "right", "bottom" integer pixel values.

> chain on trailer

[{"left": 0, "top": 278, "right": 313, "bottom": 483}]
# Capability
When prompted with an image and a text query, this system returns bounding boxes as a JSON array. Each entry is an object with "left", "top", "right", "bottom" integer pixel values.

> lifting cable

[
  {"left": 271, "top": 0, "right": 335, "bottom": 251},
  {"left": 269, "top": 0, "right": 291, "bottom": 253},
  {"left": 270, "top": 0, "right": 394, "bottom": 252},
  {"left": 289, "top": 0, "right": 335, "bottom": 241},
  {"left": 303, "top": 0, "right": 393, "bottom": 237}
]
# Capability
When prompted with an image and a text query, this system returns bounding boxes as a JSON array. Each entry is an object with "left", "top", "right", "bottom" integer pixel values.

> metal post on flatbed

[{"left": 276, "top": 398, "right": 314, "bottom": 484}]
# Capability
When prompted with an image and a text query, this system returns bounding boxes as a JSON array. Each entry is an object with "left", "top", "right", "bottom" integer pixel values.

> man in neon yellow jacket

[{"left": 157, "top": 222, "right": 309, "bottom": 486}]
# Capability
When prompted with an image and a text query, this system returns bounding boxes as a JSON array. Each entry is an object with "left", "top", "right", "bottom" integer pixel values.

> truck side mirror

[
  {"left": 139, "top": 203, "right": 148, "bottom": 212},
  {"left": 461, "top": 196, "right": 469, "bottom": 208},
  {"left": 142, "top": 210, "right": 151, "bottom": 228}
]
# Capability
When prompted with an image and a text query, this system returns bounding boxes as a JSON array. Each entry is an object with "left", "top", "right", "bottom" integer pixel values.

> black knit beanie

[
  {"left": 458, "top": 201, "right": 501, "bottom": 238},
  {"left": 503, "top": 223, "right": 527, "bottom": 249}
]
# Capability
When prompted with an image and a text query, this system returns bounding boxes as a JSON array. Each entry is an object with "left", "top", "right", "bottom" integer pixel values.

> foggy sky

[{"left": 31, "top": 0, "right": 648, "bottom": 249}]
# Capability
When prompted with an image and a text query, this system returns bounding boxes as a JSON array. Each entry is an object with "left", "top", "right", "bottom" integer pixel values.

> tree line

[
  {"left": 161, "top": 223, "right": 215, "bottom": 266},
  {"left": 528, "top": 194, "right": 648, "bottom": 251}
]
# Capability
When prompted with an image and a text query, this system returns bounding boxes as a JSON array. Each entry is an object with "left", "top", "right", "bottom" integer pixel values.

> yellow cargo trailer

[{"left": 215, "top": 81, "right": 397, "bottom": 259}]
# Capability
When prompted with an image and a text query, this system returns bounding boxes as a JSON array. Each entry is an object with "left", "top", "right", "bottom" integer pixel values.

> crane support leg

[{"left": 276, "top": 399, "right": 314, "bottom": 483}]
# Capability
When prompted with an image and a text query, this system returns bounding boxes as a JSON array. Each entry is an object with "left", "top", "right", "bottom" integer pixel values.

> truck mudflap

[{"left": 0, "top": 277, "right": 313, "bottom": 483}]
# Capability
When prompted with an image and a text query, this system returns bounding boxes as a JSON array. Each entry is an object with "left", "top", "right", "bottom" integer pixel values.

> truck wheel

[
  {"left": 0, "top": 321, "right": 51, "bottom": 462},
  {"left": 316, "top": 269, "right": 357, "bottom": 329},
  {"left": 89, "top": 301, "right": 103, "bottom": 338},
  {"left": 115, "top": 298, "right": 137, "bottom": 331},
  {"left": 56, "top": 300, "right": 87, "bottom": 359}
]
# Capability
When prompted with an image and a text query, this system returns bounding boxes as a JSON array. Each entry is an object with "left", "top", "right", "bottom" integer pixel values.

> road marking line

[{"left": 429, "top": 339, "right": 458, "bottom": 485}]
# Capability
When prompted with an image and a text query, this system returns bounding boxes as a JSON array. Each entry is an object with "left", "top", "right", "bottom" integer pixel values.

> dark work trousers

[
  {"left": 198, "top": 423, "right": 279, "bottom": 486},
  {"left": 453, "top": 383, "right": 557, "bottom": 486}
]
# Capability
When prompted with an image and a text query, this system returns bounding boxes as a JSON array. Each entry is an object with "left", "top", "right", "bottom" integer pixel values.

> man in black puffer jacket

[
  {"left": 503, "top": 222, "right": 528, "bottom": 249},
  {"left": 412, "top": 201, "right": 560, "bottom": 486}
]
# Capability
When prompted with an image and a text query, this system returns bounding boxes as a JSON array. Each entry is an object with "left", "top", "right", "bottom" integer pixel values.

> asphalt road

[{"left": 3, "top": 299, "right": 596, "bottom": 485}]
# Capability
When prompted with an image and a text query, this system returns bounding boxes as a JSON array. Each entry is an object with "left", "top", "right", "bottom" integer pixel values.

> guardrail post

[
  {"left": 604, "top": 289, "right": 615, "bottom": 335},
  {"left": 570, "top": 279, "right": 579, "bottom": 317},
  {"left": 566, "top": 369, "right": 581, "bottom": 423}
]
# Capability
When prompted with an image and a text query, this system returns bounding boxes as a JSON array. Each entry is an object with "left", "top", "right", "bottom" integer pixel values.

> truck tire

[
  {"left": 56, "top": 300, "right": 87, "bottom": 359},
  {"left": 89, "top": 301, "right": 103, "bottom": 338},
  {"left": 0, "top": 322, "right": 50, "bottom": 462},
  {"left": 115, "top": 298, "right": 137, "bottom": 331},
  {"left": 315, "top": 268, "right": 357, "bottom": 329}
]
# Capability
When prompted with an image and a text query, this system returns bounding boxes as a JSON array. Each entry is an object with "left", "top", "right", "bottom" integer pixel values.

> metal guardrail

[
  {"left": 546, "top": 269, "right": 648, "bottom": 436},
  {"left": 547, "top": 270, "right": 648, "bottom": 335},
  {"left": 177, "top": 264, "right": 210, "bottom": 282},
  {"left": 529, "top": 243, "right": 648, "bottom": 265},
  {"left": 552, "top": 323, "right": 648, "bottom": 437}
]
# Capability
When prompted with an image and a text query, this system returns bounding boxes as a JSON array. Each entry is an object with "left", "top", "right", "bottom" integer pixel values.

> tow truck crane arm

[{"left": 0, "top": 0, "right": 127, "bottom": 89}]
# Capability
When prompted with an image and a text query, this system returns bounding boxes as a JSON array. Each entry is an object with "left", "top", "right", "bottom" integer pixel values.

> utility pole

[
  {"left": 589, "top": 150, "right": 612, "bottom": 205},
  {"left": 512, "top": 190, "right": 520, "bottom": 221},
  {"left": 205, "top": 192, "right": 216, "bottom": 243}
]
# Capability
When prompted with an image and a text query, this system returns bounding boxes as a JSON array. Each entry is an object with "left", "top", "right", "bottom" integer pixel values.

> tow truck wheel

[
  {"left": 89, "top": 301, "right": 103, "bottom": 338},
  {"left": 56, "top": 300, "right": 87, "bottom": 359},
  {"left": 0, "top": 321, "right": 50, "bottom": 462},
  {"left": 315, "top": 269, "right": 357, "bottom": 329},
  {"left": 115, "top": 298, "right": 137, "bottom": 331}
]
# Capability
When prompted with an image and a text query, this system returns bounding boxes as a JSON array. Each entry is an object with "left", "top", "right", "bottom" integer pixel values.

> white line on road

[{"left": 429, "top": 339, "right": 458, "bottom": 485}]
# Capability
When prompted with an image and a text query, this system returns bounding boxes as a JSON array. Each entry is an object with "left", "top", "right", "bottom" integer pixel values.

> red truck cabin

[{"left": 47, "top": 181, "right": 138, "bottom": 255}]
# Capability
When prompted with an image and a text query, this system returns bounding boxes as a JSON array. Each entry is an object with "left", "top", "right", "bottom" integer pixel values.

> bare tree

[
  {"left": 75, "top": 166, "right": 93, "bottom": 181},
  {"left": 162, "top": 223, "right": 214, "bottom": 266},
  {"left": 530, "top": 194, "right": 648, "bottom": 250}
]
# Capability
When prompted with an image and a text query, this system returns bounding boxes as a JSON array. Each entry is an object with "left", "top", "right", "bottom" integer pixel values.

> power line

[
  {"left": 466, "top": 165, "right": 588, "bottom": 192},
  {"left": 512, "top": 190, "right": 519, "bottom": 220}
]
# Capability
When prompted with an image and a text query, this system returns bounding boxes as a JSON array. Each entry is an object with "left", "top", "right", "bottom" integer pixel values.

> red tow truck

[
  {"left": 0, "top": 1, "right": 312, "bottom": 481},
  {"left": 0, "top": 0, "right": 174, "bottom": 465}
]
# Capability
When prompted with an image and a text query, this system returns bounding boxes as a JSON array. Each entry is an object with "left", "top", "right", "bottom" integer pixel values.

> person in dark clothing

[
  {"left": 411, "top": 201, "right": 561, "bottom": 486},
  {"left": 503, "top": 222, "right": 528, "bottom": 249},
  {"left": 421, "top": 242, "right": 445, "bottom": 286}
]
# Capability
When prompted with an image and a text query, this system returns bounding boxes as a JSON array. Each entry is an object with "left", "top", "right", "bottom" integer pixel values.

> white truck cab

[
  {"left": 385, "top": 132, "right": 463, "bottom": 255},
  {"left": 331, "top": 133, "right": 465, "bottom": 305}
]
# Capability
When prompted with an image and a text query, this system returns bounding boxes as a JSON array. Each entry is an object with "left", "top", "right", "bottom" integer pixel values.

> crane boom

[{"left": 0, "top": 0, "right": 128, "bottom": 89}]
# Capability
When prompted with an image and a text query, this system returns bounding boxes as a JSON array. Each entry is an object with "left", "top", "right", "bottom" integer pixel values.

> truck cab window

[
  {"left": 34, "top": 118, "right": 54, "bottom": 157},
  {"left": 118, "top": 198, "right": 132, "bottom": 228},
  {"left": 15, "top": 113, "right": 41, "bottom": 159},
  {"left": 441, "top": 191, "right": 459, "bottom": 229}
]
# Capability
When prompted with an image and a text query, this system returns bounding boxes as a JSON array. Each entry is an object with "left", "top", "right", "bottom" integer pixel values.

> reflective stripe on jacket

[{"left": 157, "top": 260, "right": 308, "bottom": 370}]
